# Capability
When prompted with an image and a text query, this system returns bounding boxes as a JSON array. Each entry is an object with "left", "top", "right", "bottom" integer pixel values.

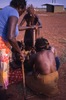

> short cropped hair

[
  {"left": 10, "top": 0, "right": 26, "bottom": 9},
  {"left": 35, "top": 37, "right": 49, "bottom": 52}
]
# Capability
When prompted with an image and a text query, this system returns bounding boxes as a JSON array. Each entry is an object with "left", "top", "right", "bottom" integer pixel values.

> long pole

[
  {"left": 33, "top": 29, "right": 35, "bottom": 47},
  {"left": 22, "top": 60, "right": 26, "bottom": 100},
  {"left": 33, "top": 27, "right": 42, "bottom": 47}
]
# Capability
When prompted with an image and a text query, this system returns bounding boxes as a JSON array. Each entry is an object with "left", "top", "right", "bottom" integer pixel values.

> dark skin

[
  {"left": 30, "top": 50, "right": 56, "bottom": 75},
  {"left": 19, "top": 7, "right": 42, "bottom": 39},
  {"left": 8, "top": 16, "right": 21, "bottom": 54},
  {"left": 7, "top": 7, "right": 26, "bottom": 59}
]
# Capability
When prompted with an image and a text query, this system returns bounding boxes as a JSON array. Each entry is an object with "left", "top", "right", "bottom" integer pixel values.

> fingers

[{"left": 31, "top": 25, "right": 38, "bottom": 29}]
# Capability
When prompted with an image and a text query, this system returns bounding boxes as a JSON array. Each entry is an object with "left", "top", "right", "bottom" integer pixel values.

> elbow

[
  {"left": 40, "top": 25, "right": 42, "bottom": 28},
  {"left": 7, "top": 36, "right": 14, "bottom": 43},
  {"left": 8, "top": 38, "right": 12, "bottom": 43},
  {"left": 38, "top": 23, "right": 42, "bottom": 28},
  {"left": 39, "top": 24, "right": 42, "bottom": 28},
  {"left": 40, "top": 23, "right": 42, "bottom": 28}
]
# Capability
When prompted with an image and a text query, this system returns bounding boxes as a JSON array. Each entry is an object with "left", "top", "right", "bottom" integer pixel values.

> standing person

[
  {"left": 19, "top": 4, "right": 42, "bottom": 50},
  {"left": 26, "top": 37, "right": 59, "bottom": 97},
  {"left": 0, "top": 0, "right": 26, "bottom": 90}
]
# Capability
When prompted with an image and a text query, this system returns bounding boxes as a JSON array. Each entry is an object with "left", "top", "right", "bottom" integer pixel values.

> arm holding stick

[{"left": 19, "top": 25, "right": 42, "bottom": 31}]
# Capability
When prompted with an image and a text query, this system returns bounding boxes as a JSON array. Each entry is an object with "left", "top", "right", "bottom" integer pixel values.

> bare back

[{"left": 34, "top": 50, "right": 56, "bottom": 75}]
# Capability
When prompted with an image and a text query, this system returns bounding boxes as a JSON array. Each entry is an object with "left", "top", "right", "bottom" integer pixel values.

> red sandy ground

[{"left": 0, "top": 12, "right": 66, "bottom": 100}]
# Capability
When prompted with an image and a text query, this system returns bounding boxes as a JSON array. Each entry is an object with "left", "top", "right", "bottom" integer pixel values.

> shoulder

[
  {"left": 34, "top": 14, "right": 39, "bottom": 19},
  {"left": 34, "top": 14, "right": 41, "bottom": 24},
  {"left": 23, "top": 13, "right": 29, "bottom": 20},
  {"left": 8, "top": 6, "right": 19, "bottom": 18},
  {"left": 24, "top": 13, "right": 29, "bottom": 18},
  {"left": 0, "top": 6, "right": 19, "bottom": 19}
]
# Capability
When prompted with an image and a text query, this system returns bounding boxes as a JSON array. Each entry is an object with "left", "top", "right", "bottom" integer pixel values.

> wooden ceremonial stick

[
  {"left": 22, "top": 60, "right": 26, "bottom": 100},
  {"left": 33, "top": 29, "right": 35, "bottom": 47},
  {"left": 33, "top": 26, "right": 42, "bottom": 47}
]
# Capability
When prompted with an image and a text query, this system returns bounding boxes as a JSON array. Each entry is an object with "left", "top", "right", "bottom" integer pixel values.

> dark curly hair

[
  {"left": 10, "top": 0, "right": 26, "bottom": 9},
  {"left": 35, "top": 37, "right": 49, "bottom": 52}
]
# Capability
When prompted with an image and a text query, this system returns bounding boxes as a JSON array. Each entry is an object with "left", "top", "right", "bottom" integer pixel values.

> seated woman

[
  {"left": 42, "top": 38, "right": 60, "bottom": 70},
  {"left": 26, "top": 38, "right": 60, "bottom": 97}
]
